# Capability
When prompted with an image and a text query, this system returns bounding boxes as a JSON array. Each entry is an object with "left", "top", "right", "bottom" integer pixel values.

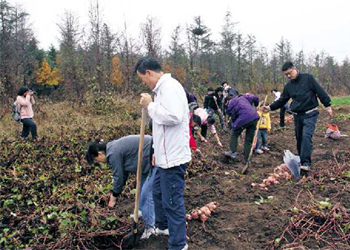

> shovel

[
  {"left": 242, "top": 95, "right": 268, "bottom": 174},
  {"left": 121, "top": 107, "right": 147, "bottom": 249}
]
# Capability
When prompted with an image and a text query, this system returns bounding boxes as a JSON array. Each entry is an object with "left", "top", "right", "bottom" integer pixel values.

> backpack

[
  {"left": 11, "top": 101, "right": 21, "bottom": 122},
  {"left": 188, "top": 102, "right": 199, "bottom": 114}
]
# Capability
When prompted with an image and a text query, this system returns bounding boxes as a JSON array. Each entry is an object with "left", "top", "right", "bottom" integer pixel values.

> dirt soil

[{"left": 135, "top": 109, "right": 350, "bottom": 250}]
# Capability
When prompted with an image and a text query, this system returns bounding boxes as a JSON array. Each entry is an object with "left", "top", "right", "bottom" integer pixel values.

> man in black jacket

[
  {"left": 264, "top": 62, "right": 333, "bottom": 175},
  {"left": 203, "top": 87, "right": 225, "bottom": 129},
  {"left": 203, "top": 87, "right": 215, "bottom": 111}
]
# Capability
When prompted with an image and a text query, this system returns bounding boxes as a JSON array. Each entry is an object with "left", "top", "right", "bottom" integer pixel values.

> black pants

[
  {"left": 21, "top": 118, "right": 37, "bottom": 139},
  {"left": 293, "top": 110, "right": 318, "bottom": 167},
  {"left": 280, "top": 103, "right": 288, "bottom": 127},
  {"left": 200, "top": 124, "right": 208, "bottom": 138}
]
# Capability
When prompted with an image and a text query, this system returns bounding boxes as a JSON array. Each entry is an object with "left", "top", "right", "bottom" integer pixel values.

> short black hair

[
  {"left": 86, "top": 139, "right": 107, "bottom": 165},
  {"left": 17, "top": 86, "right": 30, "bottom": 96},
  {"left": 271, "top": 88, "right": 278, "bottom": 93},
  {"left": 207, "top": 87, "right": 214, "bottom": 92},
  {"left": 221, "top": 81, "right": 228, "bottom": 86},
  {"left": 216, "top": 87, "right": 224, "bottom": 93},
  {"left": 207, "top": 116, "right": 215, "bottom": 125},
  {"left": 135, "top": 56, "right": 162, "bottom": 74},
  {"left": 192, "top": 114, "right": 202, "bottom": 126},
  {"left": 281, "top": 61, "right": 294, "bottom": 71}
]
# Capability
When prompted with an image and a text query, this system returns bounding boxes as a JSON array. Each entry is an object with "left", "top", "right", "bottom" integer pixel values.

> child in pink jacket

[{"left": 16, "top": 86, "right": 37, "bottom": 139}]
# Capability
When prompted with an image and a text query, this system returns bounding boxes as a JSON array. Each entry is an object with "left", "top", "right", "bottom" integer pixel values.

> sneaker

[
  {"left": 224, "top": 151, "right": 237, "bottom": 159},
  {"left": 300, "top": 165, "right": 310, "bottom": 171},
  {"left": 255, "top": 149, "right": 264, "bottom": 154},
  {"left": 129, "top": 210, "right": 142, "bottom": 220},
  {"left": 300, "top": 166, "right": 310, "bottom": 177},
  {"left": 155, "top": 228, "right": 169, "bottom": 236},
  {"left": 261, "top": 146, "right": 270, "bottom": 151},
  {"left": 181, "top": 243, "right": 188, "bottom": 250},
  {"left": 140, "top": 227, "right": 155, "bottom": 240}
]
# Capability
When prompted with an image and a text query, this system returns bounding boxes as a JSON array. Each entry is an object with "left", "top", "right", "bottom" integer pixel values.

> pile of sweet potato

[
  {"left": 251, "top": 164, "right": 293, "bottom": 190},
  {"left": 186, "top": 201, "right": 218, "bottom": 222}
]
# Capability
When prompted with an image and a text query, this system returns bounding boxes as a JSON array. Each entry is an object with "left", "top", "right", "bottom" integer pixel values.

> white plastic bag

[{"left": 283, "top": 150, "right": 300, "bottom": 178}]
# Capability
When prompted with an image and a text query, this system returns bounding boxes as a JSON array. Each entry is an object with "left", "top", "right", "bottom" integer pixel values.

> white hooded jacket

[{"left": 147, "top": 74, "right": 191, "bottom": 169}]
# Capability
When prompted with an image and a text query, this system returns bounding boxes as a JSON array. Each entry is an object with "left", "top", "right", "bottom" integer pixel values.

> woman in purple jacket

[{"left": 224, "top": 93, "right": 260, "bottom": 163}]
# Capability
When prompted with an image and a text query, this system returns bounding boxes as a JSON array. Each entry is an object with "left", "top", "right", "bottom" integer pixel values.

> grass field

[{"left": 332, "top": 96, "right": 350, "bottom": 106}]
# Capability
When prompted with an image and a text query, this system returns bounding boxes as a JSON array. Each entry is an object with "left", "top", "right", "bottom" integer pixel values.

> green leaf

[
  {"left": 4, "top": 199, "right": 14, "bottom": 207},
  {"left": 60, "top": 219, "right": 70, "bottom": 226},
  {"left": 80, "top": 210, "right": 87, "bottom": 216},
  {"left": 107, "top": 216, "right": 116, "bottom": 222},
  {"left": 48, "top": 212, "right": 58, "bottom": 220},
  {"left": 343, "top": 223, "right": 350, "bottom": 233}
]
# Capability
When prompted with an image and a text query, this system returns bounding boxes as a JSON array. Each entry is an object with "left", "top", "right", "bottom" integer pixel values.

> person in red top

[{"left": 16, "top": 86, "right": 37, "bottom": 140}]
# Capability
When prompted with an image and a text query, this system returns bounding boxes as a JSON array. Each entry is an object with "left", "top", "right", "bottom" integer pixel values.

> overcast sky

[{"left": 13, "top": 0, "right": 350, "bottom": 63}]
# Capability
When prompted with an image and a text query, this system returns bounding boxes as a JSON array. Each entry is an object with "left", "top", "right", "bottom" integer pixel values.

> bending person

[{"left": 86, "top": 135, "right": 155, "bottom": 239}]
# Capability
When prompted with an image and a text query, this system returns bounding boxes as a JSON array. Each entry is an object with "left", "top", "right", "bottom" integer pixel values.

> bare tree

[
  {"left": 219, "top": 10, "right": 238, "bottom": 83},
  {"left": 116, "top": 21, "right": 140, "bottom": 94},
  {"left": 140, "top": 16, "right": 162, "bottom": 59},
  {"left": 246, "top": 34, "right": 257, "bottom": 86},
  {"left": 87, "top": 0, "right": 104, "bottom": 91},
  {"left": 57, "top": 10, "right": 85, "bottom": 102},
  {"left": 0, "top": 1, "right": 39, "bottom": 96}
]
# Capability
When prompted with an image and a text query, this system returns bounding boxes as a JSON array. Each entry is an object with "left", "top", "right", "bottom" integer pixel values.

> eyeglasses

[{"left": 284, "top": 69, "right": 293, "bottom": 77}]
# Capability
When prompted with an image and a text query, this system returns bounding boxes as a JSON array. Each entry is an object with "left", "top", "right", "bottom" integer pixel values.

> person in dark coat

[
  {"left": 264, "top": 61, "right": 333, "bottom": 175},
  {"left": 203, "top": 87, "right": 215, "bottom": 111},
  {"left": 224, "top": 93, "right": 260, "bottom": 163},
  {"left": 214, "top": 87, "right": 226, "bottom": 129}
]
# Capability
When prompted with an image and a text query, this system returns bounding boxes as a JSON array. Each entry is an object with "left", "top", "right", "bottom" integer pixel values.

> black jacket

[
  {"left": 270, "top": 72, "right": 331, "bottom": 113},
  {"left": 204, "top": 93, "right": 222, "bottom": 111}
]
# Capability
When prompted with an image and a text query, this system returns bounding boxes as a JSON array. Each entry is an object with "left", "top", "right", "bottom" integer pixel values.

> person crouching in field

[
  {"left": 16, "top": 86, "right": 37, "bottom": 140},
  {"left": 225, "top": 93, "right": 260, "bottom": 163},
  {"left": 85, "top": 135, "right": 156, "bottom": 240},
  {"left": 255, "top": 106, "right": 271, "bottom": 154},
  {"left": 191, "top": 107, "right": 223, "bottom": 147}
]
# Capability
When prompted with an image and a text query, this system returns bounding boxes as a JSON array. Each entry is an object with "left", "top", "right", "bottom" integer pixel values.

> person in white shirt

[
  {"left": 271, "top": 88, "right": 289, "bottom": 127},
  {"left": 137, "top": 57, "right": 190, "bottom": 250}
]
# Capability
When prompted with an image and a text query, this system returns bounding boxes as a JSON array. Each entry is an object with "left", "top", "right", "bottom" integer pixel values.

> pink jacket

[
  {"left": 194, "top": 108, "right": 217, "bottom": 134},
  {"left": 16, "top": 95, "right": 35, "bottom": 119}
]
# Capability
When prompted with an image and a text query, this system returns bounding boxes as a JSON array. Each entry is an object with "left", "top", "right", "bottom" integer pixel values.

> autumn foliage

[
  {"left": 35, "top": 59, "right": 61, "bottom": 86},
  {"left": 110, "top": 56, "right": 124, "bottom": 89}
]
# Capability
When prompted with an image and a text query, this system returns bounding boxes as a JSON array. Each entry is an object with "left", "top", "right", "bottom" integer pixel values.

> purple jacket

[{"left": 226, "top": 94, "right": 260, "bottom": 130}]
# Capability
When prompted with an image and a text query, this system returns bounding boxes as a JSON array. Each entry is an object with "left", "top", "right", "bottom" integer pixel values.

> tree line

[{"left": 1, "top": 0, "right": 350, "bottom": 103}]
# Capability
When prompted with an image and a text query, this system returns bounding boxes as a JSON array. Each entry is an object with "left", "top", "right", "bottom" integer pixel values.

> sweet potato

[
  {"left": 191, "top": 210, "right": 199, "bottom": 220},
  {"left": 200, "top": 206, "right": 211, "bottom": 216},
  {"left": 200, "top": 213, "right": 207, "bottom": 222}
]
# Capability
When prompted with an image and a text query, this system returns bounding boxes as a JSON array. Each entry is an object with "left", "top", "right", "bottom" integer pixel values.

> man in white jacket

[{"left": 137, "top": 57, "right": 191, "bottom": 250}]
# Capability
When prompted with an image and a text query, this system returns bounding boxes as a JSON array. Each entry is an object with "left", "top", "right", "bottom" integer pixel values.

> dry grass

[{"left": 0, "top": 95, "right": 142, "bottom": 142}]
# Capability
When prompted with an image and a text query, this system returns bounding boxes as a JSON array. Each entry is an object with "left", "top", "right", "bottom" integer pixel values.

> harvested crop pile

[
  {"left": 251, "top": 164, "right": 293, "bottom": 189},
  {"left": 186, "top": 201, "right": 218, "bottom": 222}
]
